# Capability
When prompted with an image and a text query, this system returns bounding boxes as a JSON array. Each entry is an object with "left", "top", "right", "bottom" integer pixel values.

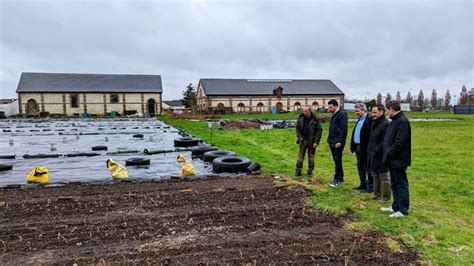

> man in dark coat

[
  {"left": 367, "top": 104, "right": 391, "bottom": 202},
  {"left": 327, "top": 99, "right": 348, "bottom": 188},
  {"left": 295, "top": 106, "right": 323, "bottom": 177},
  {"left": 350, "top": 103, "right": 373, "bottom": 192},
  {"left": 380, "top": 101, "right": 411, "bottom": 218}
]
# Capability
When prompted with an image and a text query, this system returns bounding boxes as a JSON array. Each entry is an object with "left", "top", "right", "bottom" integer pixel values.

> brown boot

[{"left": 377, "top": 182, "right": 392, "bottom": 203}]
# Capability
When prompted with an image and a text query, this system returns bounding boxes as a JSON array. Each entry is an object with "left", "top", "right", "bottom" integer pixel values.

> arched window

[
  {"left": 237, "top": 103, "right": 245, "bottom": 113},
  {"left": 294, "top": 102, "right": 302, "bottom": 111},
  {"left": 312, "top": 101, "right": 319, "bottom": 111},
  {"left": 217, "top": 103, "right": 224, "bottom": 109},
  {"left": 256, "top": 102, "right": 264, "bottom": 113}
]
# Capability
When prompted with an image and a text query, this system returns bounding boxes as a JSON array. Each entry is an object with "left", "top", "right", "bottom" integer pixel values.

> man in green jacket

[{"left": 295, "top": 106, "right": 323, "bottom": 177}]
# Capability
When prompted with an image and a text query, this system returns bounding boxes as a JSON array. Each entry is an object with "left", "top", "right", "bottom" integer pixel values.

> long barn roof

[
  {"left": 199, "top": 79, "right": 344, "bottom": 96},
  {"left": 16, "top": 72, "right": 163, "bottom": 93}
]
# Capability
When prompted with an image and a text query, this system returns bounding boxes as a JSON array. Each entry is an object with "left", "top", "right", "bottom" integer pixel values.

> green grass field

[{"left": 159, "top": 112, "right": 474, "bottom": 264}]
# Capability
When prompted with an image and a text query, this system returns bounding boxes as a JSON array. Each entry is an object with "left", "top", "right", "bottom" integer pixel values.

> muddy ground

[{"left": 0, "top": 175, "right": 417, "bottom": 264}]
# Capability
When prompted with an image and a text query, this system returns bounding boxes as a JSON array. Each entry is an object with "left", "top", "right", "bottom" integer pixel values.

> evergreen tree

[
  {"left": 396, "top": 91, "right": 401, "bottom": 102},
  {"left": 182, "top": 83, "right": 197, "bottom": 108}
]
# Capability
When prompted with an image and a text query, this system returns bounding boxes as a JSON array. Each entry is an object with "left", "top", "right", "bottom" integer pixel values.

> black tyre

[
  {"left": 23, "top": 154, "right": 60, "bottom": 159},
  {"left": 212, "top": 156, "right": 251, "bottom": 173},
  {"left": 174, "top": 137, "right": 200, "bottom": 147},
  {"left": 144, "top": 149, "right": 174, "bottom": 155},
  {"left": 247, "top": 162, "right": 261, "bottom": 172},
  {"left": 92, "top": 145, "right": 108, "bottom": 151},
  {"left": 0, "top": 155, "right": 15, "bottom": 159},
  {"left": 191, "top": 145, "right": 219, "bottom": 156},
  {"left": 202, "top": 150, "right": 237, "bottom": 162},
  {"left": 125, "top": 157, "right": 151, "bottom": 166},
  {"left": 0, "top": 164, "right": 13, "bottom": 171},
  {"left": 67, "top": 152, "right": 101, "bottom": 157}
]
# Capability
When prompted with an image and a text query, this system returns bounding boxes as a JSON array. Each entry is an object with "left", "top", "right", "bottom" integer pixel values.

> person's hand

[
  {"left": 335, "top": 143, "right": 342, "bottom": 148},
  {"left": 312, "top": 143, "right": 318, "bottom": 149}
]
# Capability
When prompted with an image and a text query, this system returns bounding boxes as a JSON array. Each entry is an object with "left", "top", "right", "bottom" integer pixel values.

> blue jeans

[
  {"left": 330, "top": 146, "right": 344, "bottom": 181},
  {"left": 389, "top": 167, "right": 410, "bottom": 215}
]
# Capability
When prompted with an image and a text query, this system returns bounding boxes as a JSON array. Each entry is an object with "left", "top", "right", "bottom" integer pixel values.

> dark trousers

[
  {"left": 330, "top": 146, "right": 344, "bottom": 181},
  {"left": 296, "top": 139, "right": 315, "bottom": 173},
  {"left": 355, "top": 145, "right": 373, "bottom": 188},
  {"left": 389, "top": 167, "right": 410, "bottom": 215}
]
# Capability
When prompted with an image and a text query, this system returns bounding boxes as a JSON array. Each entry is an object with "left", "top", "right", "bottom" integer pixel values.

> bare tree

[
  {"left": 431, "top": 89, "right": 438, "bottom": 109},
  {"left": 377, "top": 93, "right": 383, "bottom": 104},
  {"left": 385, "top": 93, "right": 392, "bottom": 105},
  {"left": 406, "top": 91, "right": 413, "bottom": 104},
  {"left": 460, "top": 85, "right": 469, "bottom": 104},
  {"left": 444, "top": 90, "right": 451, "bottom": 109},
  {"left": 396, "top": 91, "right": 401, "bottom": 102},
  {"left": 417, "top": 89, "right": 424, "bottom": 111}
]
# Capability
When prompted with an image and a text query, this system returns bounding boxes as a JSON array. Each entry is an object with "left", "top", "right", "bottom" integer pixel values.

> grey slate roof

[
  {"left": 16, "top": 72, "right": 163, "bottom": 93},
  {"left": 199, "top": 79, "right": 344, "bottom": 96},
  {"left": 163, "top": 100, "right": 184, "bottom": 107}
]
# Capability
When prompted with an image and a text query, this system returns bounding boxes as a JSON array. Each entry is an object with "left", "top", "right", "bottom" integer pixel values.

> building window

[
  {"left": 217, "top": 103, "right": 225, "bottom": 109},
  {"left": 110, "top": 94, "right": 119, "bottom": 103},
  {"left": 312, "top": 101, "right": 319, "bottom": 111},
  {"left": 70, "top": 94, "right": 79, "bottom": 108},
  {"left": 294, "top": 102, "right": 301, "bottom": 111},
  {"left": 237, "top": 103, "right": 245, "bottom": 113},
  {"left": 256, "top": 102, "right": 264, "bottom": 113}
]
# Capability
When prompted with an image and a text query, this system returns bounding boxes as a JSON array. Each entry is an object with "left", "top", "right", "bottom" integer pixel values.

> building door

[
  {"left": 147, "top": 99, "right": 156, "bottom": 115},
  {"left": 276, "top": 102, "right": 283, "bottom": 113},
  {"left": 26, "top": 99, "right": 39, "bottom": 116}
]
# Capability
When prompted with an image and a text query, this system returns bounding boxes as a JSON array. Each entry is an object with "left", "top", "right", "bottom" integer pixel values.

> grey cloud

[{"left": 1, "top": 0, "right": 472, "bottom": 101}]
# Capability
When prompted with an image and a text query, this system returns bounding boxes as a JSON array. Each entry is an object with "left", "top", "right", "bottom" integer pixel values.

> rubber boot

[
  {"left": 377, "top": 182, "right": 392, "bottom": 203},
  {"left": 306, "top": 170, "right": 313, "bottom": 177},
  {"left": 372, "top": 178, "right": 381, "bottom": 200}
]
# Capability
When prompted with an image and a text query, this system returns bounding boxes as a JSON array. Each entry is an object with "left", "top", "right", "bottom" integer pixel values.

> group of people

[{"left": 295, "top": 99, "right": 411, "bottom": 218}]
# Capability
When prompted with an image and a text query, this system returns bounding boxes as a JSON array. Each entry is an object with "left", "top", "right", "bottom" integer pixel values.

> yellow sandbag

[
  {"left": 26, "top": 166, "right": 49, "bottom": 184},
  {"left": 177, "top": 154, "right": 197, "bottom": 176},
  {"left": 107, "top": 159, "right": 128, "bottom": 179}
]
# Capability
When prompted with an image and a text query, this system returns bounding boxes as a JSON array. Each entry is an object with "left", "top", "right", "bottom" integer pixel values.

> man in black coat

[
  {"left": 350, "top": 103, "right": 373, "bottom": 192},
  {"left": 380, "top": 101, "right": 411, "bottom": 218},
  {"left": 367, "top": 104, "right": 391, "bottom": 202},
  {"left": 327, "top": 99, "right": 348, "bottom": 188},
  {"left": 295, "top": 106, "right": 323, "bottom": 177}
]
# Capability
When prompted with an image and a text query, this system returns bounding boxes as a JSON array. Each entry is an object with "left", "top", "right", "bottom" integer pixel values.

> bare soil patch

[{"left": 0, "top": 175, "right": 417, "bottom": 264}]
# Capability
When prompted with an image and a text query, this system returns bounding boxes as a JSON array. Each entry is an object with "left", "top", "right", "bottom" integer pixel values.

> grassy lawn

[{"left": 159, "top": 112, "right": 474, "bottom": 264}]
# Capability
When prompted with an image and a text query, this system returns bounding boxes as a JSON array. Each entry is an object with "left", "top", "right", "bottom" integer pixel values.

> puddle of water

[{"left": 0, "top": 119, "right": 213, "bottom": 187}]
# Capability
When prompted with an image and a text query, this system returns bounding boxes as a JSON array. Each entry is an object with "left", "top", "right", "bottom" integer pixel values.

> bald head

[{"left": 303, "top": 106, "right": 312, "bottom": 118}]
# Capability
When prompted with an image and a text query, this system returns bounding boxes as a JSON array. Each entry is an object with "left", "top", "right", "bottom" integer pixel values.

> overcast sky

[{"left": 1, "top": 0, "right": 473, "bottom": 102}]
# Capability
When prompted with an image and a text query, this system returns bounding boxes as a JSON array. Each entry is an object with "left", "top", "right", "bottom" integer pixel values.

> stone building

[
  {"left": 196, "top": 79, "right": 344, "bottom": 113},
  {"left": 16, "top": 72, "right": 163, "bottom": 116}
]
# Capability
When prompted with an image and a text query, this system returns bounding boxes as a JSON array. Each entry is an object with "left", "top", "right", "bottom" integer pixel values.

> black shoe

[
  {"left": 352, "top": 185, "right": 367, "bottom": 191},
  {"left": 295, "top": 171, "right": 302, "bottom": 177},
  {"left": 365, "top": 187, "right": 374, "bottom": 193},
  {"left": 306, "top": 172, "right": 313, "bottom": 177}
]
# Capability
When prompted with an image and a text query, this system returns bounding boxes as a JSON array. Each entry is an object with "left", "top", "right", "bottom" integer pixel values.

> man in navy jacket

[
  {"left": 327, "top": 99, "right": 348, "bottom": 188},
  {"left": 380, "top": 101, "right": 412, "bottom": 218}
]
